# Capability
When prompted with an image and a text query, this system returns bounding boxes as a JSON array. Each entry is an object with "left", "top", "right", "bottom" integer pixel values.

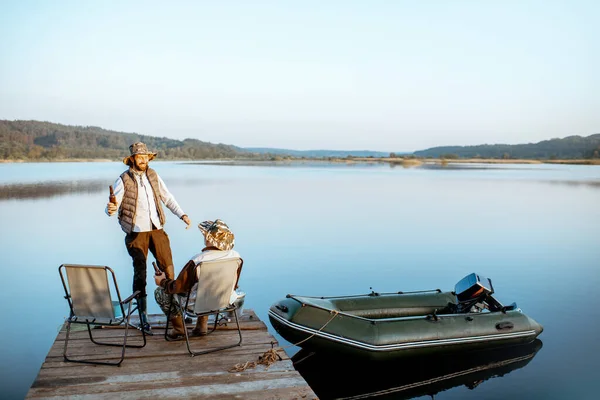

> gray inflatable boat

[{"left": 269, "top": 273, "right": 543, "bottom": 360}]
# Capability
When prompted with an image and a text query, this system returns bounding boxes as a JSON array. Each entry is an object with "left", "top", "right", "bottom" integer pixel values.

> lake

[{"left": 1, "top": 160, "right": 599, "bottom": 399}]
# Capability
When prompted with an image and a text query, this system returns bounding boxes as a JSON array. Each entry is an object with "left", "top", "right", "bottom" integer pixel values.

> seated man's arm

[{"left": 160, "top": 260, "right": 197, "bottom": 294}]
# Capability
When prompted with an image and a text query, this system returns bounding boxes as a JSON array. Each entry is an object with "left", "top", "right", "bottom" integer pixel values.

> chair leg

[
  {"left": 63, "top": 320, "right": 73, "bottom": 363},
  {"left": 63, "top": 303, "right": 146, "bottom": 367},
  {"left": 88, "top": 302, "right": 146, "bottom": 348},
  {"left": 181, "top": 304, "right": 193, "bottom": 354},
  {"left": 164, "top": 306, "right": 172, "bottom": 341},
  {"left": 207, "top": 312, "right": 219, "bottom": 335},
  {"left": 184, "top": 307, "right": 243, "bottom": 357},
  {"left": 63, "top": 322, "right": 126, "bottom": 366}
]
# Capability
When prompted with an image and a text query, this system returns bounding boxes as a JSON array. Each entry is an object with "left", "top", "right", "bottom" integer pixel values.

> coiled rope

[{"left": 229, "top": 309, "right": 339, "bottom": 373}]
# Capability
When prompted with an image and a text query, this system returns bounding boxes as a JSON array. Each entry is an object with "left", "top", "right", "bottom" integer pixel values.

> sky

[{"left": 0, "top": 1, "right": 598, "bottom": 152}]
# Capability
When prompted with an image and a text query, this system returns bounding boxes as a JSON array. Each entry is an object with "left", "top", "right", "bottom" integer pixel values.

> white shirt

[
  {"left": 190, "top": 249, "right": 241, "bottom": 266},
  {"left": 106, "top": 169, "right": 185, "bottom": 232}
]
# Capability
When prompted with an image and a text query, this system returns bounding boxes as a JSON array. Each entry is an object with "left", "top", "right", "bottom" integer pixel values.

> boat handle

[
  {"left": 496, "top": 322, "right": 514, "bottom": 330},
  {"left": 275, "top": 304, "right": 288, "bottom": 313}
]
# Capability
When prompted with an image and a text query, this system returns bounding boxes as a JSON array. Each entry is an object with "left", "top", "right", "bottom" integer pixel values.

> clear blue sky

[{"left": 1, "top": 0, "right": 598, "bottom": 151}]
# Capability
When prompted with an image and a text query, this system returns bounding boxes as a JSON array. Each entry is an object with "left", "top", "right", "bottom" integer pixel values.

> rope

[{"left": 229, "top": 310, "right": 339, "bottom": 373}]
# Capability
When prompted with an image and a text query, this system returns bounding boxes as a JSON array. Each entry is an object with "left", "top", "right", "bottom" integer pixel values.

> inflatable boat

[{"left": 268, "top": 273, "right": 543, "bottom": 360}]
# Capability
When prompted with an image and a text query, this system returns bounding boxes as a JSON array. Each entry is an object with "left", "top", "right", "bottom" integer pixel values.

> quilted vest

[{"left": 118, "top": 167, "right": 166, "bottom": 233}]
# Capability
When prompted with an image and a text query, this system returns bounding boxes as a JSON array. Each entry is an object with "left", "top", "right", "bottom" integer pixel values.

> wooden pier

[{"left": 27, "top": 311, "right": 317, "bottom": 399}]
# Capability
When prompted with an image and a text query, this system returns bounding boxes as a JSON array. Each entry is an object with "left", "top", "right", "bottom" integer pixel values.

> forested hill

[
  {"left": 0, "top": 120, "right": 247, "bottom": 160},
  {"left": 413, "top": 134, "right": 600, "bottom": 159},
  {"left": 3, "top": 120, "right": 599, "bottom": 161}
]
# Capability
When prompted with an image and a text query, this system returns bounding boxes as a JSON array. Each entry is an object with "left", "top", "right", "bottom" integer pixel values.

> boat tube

[{"left": 268, "top": 273, "right": 543, "bottom": 360}]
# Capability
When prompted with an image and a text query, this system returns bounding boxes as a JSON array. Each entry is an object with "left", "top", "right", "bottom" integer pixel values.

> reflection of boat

[
  {"left": 269, "top": 273, "right": 543, "bottom": 360},
  {"left": 292, "top": 339, "right": 543, "bottom": 400}
]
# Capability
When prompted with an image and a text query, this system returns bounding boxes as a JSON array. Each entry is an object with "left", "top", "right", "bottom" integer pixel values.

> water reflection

[
  {"left": 293, "top": 340, "right": 543, "bottom": 399},
  {"left": 0, "top": 178, "right": 226, "bottom": 200},
  {"left": 191, "top": 160, "right": 528, "bottom": 171},
  {"left": 547, "top": 179, "right": 600, "bottom": 188},
  {"left": 414, "top": 163, "right": 526, "bottom": 171},
  {"left": 0, "top": 180, "right": 106, "bottom": 200}
]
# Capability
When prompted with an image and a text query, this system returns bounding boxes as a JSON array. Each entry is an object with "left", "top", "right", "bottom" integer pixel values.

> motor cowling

[
  {"left": 454, "top": 273, "right": 504, "bottom": 313},
  {"left": 455, "top": 273, "right": 494, "bottom": 303}
]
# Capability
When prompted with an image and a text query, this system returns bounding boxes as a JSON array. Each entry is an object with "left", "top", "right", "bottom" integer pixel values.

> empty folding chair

[{"left": 59, "top": 264, "right": 147, "bottom": 366}]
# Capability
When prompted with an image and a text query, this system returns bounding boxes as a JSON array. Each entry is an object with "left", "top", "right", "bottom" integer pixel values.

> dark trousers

[{"left": 125, "top": 229, "right": 175, "bottom": 299}]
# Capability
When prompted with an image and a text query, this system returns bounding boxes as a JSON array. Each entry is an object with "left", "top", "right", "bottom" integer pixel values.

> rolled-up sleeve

[
  {"left": 160, "top": 260, "right": 197, "bottom": 294},
  {"left": 157, "top": 175, "right": 185, "bottom": 219}
]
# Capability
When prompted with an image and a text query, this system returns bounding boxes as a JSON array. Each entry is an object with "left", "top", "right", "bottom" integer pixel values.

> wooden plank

[
  {"left": 55, "top": 325, "right": 271, "bottom": 342},
  {"left": 28, "top": 369, "right": 305, "bottom": 395},
  {"left": 26, "top": 310, "right": 316, "bottom": 400},
  {"left": 67, "top": 309, "right": 267, "bottom": 332},
  {"left": 28, "top": 378, "right": 316, "bottom": 400},
  {"left": 43, "top": 344, "right": 287, "bottom": 367},
  {"left": 48, "top": 333, "right": 277, "bottom": 360},
  {"left": 33, "top": 355, "right": 294, "bottom": 380}
]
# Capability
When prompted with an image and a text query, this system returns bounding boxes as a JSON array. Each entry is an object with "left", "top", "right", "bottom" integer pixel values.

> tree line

[
  {"left": 0, "top": 120, "right": 263, "bottom": 161},
  {"left": 2, "top": 119, "right": 599, "bottom": 161},
  {"left": 413, "top": 134, "right": 600, "bottom": 159}
]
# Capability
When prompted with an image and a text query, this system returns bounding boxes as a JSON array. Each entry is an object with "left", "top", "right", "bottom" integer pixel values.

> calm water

[{"left": 1, "top": 161, "right": 599, "bottom": 399}]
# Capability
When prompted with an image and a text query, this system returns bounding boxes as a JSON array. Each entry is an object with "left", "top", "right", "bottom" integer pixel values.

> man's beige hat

[{"left": 123, "top": 142, "right": 157, "bottom": 165}]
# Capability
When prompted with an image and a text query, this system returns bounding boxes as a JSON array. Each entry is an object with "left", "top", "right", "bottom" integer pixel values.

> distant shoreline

[
  {"left": 359, "top": 158, "right": 600, "bottom": 165},
  {"left": 1, "top": 157, "right": 599, "bottom": 165}
]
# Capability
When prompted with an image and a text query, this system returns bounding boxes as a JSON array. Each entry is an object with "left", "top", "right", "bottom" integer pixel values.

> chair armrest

[
  {"left": 234, "top": 259, "right": 243, "bottom": 290},
  {"left": 121, "top": 290, "right": 141, "bottom": 305}
]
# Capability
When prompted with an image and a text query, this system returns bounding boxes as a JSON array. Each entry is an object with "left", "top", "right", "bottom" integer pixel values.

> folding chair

[
  {"left": 59, "top": 264, "right": 147, "bottom": 366},
  {"left": 166, "top": 258, "right": 243, "bottom": 356}
]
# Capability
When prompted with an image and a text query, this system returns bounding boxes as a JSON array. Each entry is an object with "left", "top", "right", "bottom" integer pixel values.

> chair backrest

[
  {"left": 193, "top": 258, "right": 241, "bottom": 314},
  {"left": 62, "top": 264, "right": 116, "bottom": 321}
]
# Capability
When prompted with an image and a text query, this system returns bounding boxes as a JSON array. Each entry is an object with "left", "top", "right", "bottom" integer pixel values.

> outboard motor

[{"left": 454, "top": 273, "right": 506, "bottom": 313}]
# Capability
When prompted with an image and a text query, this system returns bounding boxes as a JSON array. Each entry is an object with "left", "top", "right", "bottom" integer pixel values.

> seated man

[{"left": 154, "top": 219, "right": 243, "bottom": 339}]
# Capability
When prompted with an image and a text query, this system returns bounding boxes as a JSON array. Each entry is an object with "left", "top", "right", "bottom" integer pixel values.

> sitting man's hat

[
  {"left": 198, "top": 219, "right": 235, "bottom": 251},
  {"left": 123, "top": 142, "right": 158, "bottom": 165}
]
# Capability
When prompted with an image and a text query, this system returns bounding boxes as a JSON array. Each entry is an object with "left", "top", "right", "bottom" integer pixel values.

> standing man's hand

[
  {"left": 181, "top": 215, "right": 191, "bottom": 229},
  {"left": 107, "top": 202, "right": 117, "bottom": 216}
]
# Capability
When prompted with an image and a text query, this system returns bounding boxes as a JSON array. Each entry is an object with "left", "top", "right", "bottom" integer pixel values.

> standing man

[{"left": 106, "top": 142, "right": 191, "bottom": 334}]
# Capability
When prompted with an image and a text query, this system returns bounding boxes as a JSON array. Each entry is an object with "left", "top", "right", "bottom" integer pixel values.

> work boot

[
  {"left": 137, "top": 296, "right": 153, "bottom": 335},
  {"left": 141, "top": 313, "right": 152, "bottom": 335},
  {"left": 191, "top": 315, "right": 208, "bottom": 337},
  {"left": 167, "top": 314, "right": 186, "bottom": 341}
]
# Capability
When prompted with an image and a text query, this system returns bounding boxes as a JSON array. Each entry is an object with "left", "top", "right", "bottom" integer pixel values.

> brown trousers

[{"left": 125, "top": 229, "right": 175, "bottom": 297}]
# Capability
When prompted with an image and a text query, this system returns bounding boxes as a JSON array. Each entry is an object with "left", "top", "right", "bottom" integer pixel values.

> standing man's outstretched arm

[{"left": 157, "top": 174, "right": 191, "bottom": 228}]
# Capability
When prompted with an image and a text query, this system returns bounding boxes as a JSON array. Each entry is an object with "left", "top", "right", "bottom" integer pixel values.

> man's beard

[{"left": 133, "top": 159, "right": 148, "bottom": 171}]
